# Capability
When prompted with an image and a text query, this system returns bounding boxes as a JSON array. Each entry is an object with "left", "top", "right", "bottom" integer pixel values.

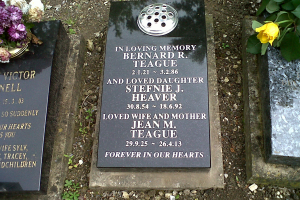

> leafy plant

[
  {"left": 66, "top": 19, "right": 75, "bottom": 26},
  {"left": 64, "top": 154, "right": 73, "bottom": 165},
  {"left": 64, "top": 180, "right": 73, "bottom": 188},
  {"left": 69, "top": 29, "right": 76, "bottom": 34},
  {"left": 247, "top": 0, "right": 300, "bottom": 61},
  {"left": 79, "top": 122, "right": 87, "bottom": 135},
  {"left": 222, "top": 43, "right": 230, "bottom": 49},
  {"left": 64, "top": 154, "right": 78, "bottom": 168},
  {"left": 62, "top": 180, "right": 80, "bottom": 200},
  {"left": 236, "top": 176, "right": 240, "bottom": 182},
  {"left": 85, "top": 109, "right": 94, "bottom": 121}
]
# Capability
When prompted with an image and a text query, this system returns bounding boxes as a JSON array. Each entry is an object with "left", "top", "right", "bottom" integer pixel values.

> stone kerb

[{"left": 242, "top": 16, "right": 300, "bottom": 188}]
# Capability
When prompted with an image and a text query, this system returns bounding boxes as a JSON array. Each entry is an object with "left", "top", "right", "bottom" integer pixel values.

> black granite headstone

[
  {"left": 97, "top": 0, "right": 210, "bottom": 168},
  {"left": 259, "top": 47, "right": 300, "bottom": 166},
  {"left": 0, "top": 21, "right": 69, "bottom": 192}
]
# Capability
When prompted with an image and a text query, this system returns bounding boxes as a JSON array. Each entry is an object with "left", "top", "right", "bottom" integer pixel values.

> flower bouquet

[
  {"left": 0, "top": 0, "right": 44, "bottom": 63},
  {"left": 247, "top": 0, "right": 300, "bottom": 61}
]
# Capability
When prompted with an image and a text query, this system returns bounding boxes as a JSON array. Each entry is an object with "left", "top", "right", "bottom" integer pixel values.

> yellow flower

[{"left": 255, "top": 22, "right": 279, "bottom": 46}]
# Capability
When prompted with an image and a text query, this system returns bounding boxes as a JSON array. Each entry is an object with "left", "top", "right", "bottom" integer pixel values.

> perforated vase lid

[{"left": 137, "top": 3, "right": 178, "bottom": 36}]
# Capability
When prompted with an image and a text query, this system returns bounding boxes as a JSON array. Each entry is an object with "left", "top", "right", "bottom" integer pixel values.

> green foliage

[
  {"left": 24, "top": 23, "right": 35, "bottom": 30},
  {"left": 266, "top": 0, "right": 280, "bottom": 13},
  {"left": 247, "top": 34, "right": 262, "bottom": 54},
  {"left": 282, "top": 1, "right": 295, "bottom": 10},
  {"left": 281, "top": 32, "right": 300, "bottom": 61},
  {"left": 66, "top": 19, "right": 75, "bottom": 26},
  {"left": 257, "top": 0, "right": 270, "bottom": 15},
  {"left": 85, "top": 109, "right": 94, "bottom": 121},
  {"left": 64, "top": 180, "right": 73, "bottom": 188},
  {"left": 222, "top": 43, "right": 230, "bottom": 49},
  {"left": 64, "top": 154, "right": 74, "bottom": 165},
  {"left": 79, "top": 122, "right": 87, "bottom": 135},
  {"left": 252, "top": 20, "right": 263, "bottom": 29},
  {"left": 292, "top": 5, "right": 300, "bottom": 18},
  {"left": 69, "top": 29, "right": 76, "bottom": 34},
  {"left": 62, "top": 191, "right": 79, "bottom": 200},
  {"left": 64, "top": 154, "right": 78, "bottom": 168},
  {"left": 62, "top": 180, "right": 80, "bottom": 200},
  {"left": 175, "top": 194, "right": 180, "bottom": 199},
  {"left": 261, "top": 43, "right": 269, "bottom": 55},
  {"left": 296, "top": 20, "right": 300, "bottom": 35},
  {"left": 248, "top": 0, "right": 300, "bottom": 61}
]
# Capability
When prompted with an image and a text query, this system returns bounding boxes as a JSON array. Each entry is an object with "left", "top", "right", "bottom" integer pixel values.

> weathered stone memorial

[
  {"left": 97, "top": 0, "right": 210, "bottom": 168},
  {"left": 243, "top": 17, "right": 300, "bottom": 187},
  {"left": 259, "top": 47, "right": 300, "bottom": 166},
  {"left": 0, "top": 21, "right": 69, "bottom": 192}
]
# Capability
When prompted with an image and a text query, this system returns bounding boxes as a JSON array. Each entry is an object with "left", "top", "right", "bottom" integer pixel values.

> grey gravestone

[
  {"left": 0, "top": 21, "right": 69, "bottom": 192},
  {"left": 97, "top": 0, "right": 210, "bottom": 168},
  {"left": 259, "top": 47, "right": 300, "bottom": 166}
]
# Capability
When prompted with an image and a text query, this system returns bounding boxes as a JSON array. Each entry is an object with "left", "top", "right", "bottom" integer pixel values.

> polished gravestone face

[
  {"left": 0, "top": 21, "right": 69, "bottom": 192},
  {"left": 97, "top": 0, "right": 210, "bottom": 168},
  {"left": 260, "top": 47, "right": 300, "bottom": 166}
]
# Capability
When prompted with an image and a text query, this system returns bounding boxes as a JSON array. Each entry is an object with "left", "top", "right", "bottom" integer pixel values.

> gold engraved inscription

[
  {"left": 9, "top": 110, "right": 39, "bottom": 117},
  {"left": 0, "top": 123, "right": 31, "bottom": 130},
  {"left": 3, "top": 71, "right": 36, "bottom": 80},
  {"left": 0, "top": 144, "right": 27, "bottom": 151},
  {"left": 3, "top": 152, "right": 26, "bottom": 159},
  {"left": 0, "top": 144, "right": 36, "bottom": 168},
  {"left": 0, "top": 83, "right": 22, "bottom": 92},
  {"left": 1, "top": 161, "right": 36, "bottom": 168}
]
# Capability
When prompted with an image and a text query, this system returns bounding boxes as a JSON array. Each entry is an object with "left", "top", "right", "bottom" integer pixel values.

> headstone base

[
  {"left": 243, "top": 16, "right": 300, "bottom": 188},
  {"left": 89, "top": 14, "right": 224, "bottom": 190}
]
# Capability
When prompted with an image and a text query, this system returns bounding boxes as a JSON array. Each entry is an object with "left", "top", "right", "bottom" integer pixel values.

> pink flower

[
  {"left": 0, "top": 47, "right": 11, "bottom": 62},
  {"left": 7, "top": 5, "right": 22, "bottom": 23},
  {"left": 7, "top": 23, "right": 27, "bottom": 41}
]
